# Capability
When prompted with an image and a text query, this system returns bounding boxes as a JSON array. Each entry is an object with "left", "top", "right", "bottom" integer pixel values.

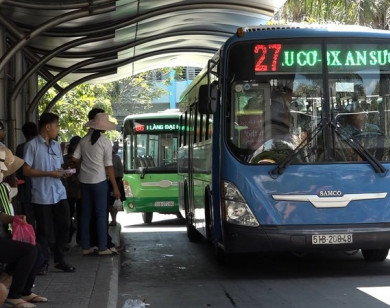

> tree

[
  {"left": 38, "top": 67, "right": 182, "bottom": 143},
  {"left": 274, "top": 0, "right": 390, "bottom": 29},
  {"left": 38, "top": 79, "right": 120, "bottom": 143},
  {"left": 110, "top": 68, "right": 174, "bottom": 119}
]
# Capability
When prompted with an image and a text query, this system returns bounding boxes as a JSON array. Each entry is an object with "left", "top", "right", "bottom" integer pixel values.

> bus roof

[
  {"left": 123, "top": 109, "right": 181, "bottom": 122},
  {"left": 179, "top": 24, "right": 390, "bottom": 110},
  {"left": 234, "top": 24, "right": 390, "bottom": 41}
]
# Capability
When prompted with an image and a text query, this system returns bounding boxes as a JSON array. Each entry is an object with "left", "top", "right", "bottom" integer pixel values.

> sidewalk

[{"left": 32, "top": 224, "right": 121, "bottom": 308}]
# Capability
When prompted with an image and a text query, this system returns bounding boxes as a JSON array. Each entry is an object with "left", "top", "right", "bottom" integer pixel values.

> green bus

[{"left": 122, "top": 109, "right": 181, "bottom": 223}]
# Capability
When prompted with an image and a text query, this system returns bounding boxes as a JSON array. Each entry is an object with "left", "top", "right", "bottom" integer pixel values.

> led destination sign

[
  {"left": 254, "top": 43, "right": 390, "bottom": 73},
  {"left": 134, "top": 122, "right": 179, "bottom": 133}
]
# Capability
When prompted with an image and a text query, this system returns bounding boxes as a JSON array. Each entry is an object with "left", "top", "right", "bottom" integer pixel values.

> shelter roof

[{"left": 1, "top": 0, "right": 286, "bottom": 83}]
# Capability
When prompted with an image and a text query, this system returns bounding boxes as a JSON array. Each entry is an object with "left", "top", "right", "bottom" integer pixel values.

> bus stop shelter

[{"left": 0, "top": 0, "right": 286, "bottom": 149}]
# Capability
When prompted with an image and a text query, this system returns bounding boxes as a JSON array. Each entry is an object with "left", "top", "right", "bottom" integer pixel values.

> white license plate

[
  {"left": 154, "top": 201, "right": 174, "bottom": 207},
  {"left": 312, "top": 234, "right": 353, "bottom": 245}
]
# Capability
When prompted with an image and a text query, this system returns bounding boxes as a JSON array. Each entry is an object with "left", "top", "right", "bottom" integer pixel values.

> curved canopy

[{"left": 0, "top": 0, "right": 286, "bottom": 84}]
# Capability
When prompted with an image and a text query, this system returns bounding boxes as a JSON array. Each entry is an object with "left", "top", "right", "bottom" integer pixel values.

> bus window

[{"left": 228, "top": 78, "right": 324, "bottom": 164}]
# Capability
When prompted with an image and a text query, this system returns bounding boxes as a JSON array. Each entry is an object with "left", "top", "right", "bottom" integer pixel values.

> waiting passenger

[
  {"left": 0, "top": 148, "right": 48, "bottom": 308},
  {"left": 23, "top": 112, "right": 75, "bottom": 274},
  {"left": 72, "top": 112, "right": 120, "bottom": 256}
]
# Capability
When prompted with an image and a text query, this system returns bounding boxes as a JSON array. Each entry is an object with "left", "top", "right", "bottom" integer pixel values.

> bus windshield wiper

[
  {"left": 332, "top": 121, "right": 387, "bottom": 174},
  {"left": 270, "top": 119, "right": 326, "bottom": 178}
]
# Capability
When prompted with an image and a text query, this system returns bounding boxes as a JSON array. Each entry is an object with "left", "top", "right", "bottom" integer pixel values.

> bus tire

[
  {"left": 361, "top": 248, "right": 389, "bottom": 262},
  {"left": 215, "top": 246, "right": 235, "bottom": 265},
  {"left": 205, "top": 186, "right": 213, "bottom": 240},
  {"left": 142, "top": 212, "right": 153, "bottom": 224},
  {"left": 184, "top": 182, "right": 202, "bottom": 242}
]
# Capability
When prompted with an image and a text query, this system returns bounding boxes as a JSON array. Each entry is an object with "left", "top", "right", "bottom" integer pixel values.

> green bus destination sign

[
  {"left": 134, "top": 122, "right": 179, "bottom": 133},
  {"left": 253, "top": 43, "right": 390, "bottom": 73}
]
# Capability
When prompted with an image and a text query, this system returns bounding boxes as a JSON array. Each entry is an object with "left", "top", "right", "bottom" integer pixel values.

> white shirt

[{"left": 73, "top": 130, "right": 113, "bottom": 184}]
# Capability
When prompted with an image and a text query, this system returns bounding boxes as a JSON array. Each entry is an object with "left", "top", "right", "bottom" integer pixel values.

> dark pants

[
  {"left": 20, "top": 202, "right": 36, "bottom": 228},
  {"left": 0, "top": 238, "right": 37, "bottom": 298},
  {"left": 68, "top": 197, "right": 82, "bottom": 243},
  {"left": 80, "top": 181, "right": 108, "bottom": 251},
  {"left": 33, "top": 200, "right": 70, "bottom": 264}
]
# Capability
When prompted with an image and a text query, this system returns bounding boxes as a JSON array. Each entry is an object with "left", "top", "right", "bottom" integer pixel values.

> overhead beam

[
  {"left": 26, "top": 2, "right": 273, "bottom": 37},
  {"left": 0, "top": 2, "right": 115, "bottom": 72},
  {"left": 10, "top": 32, "right": 116, "bottom": 116},
  {"left": 43, "top": 69, "right": 117, "bottom": 112},
  {"left": 28, "top": 54, "right": 117, "bottom": 114}
]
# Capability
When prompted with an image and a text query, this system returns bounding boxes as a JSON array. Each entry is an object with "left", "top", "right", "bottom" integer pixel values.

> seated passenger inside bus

[{"left": 340, "top": 105, "right": 383, "bottom": 161}]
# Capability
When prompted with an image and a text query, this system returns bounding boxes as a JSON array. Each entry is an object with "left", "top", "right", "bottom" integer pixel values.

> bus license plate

[
  {"left": 155, "top": 201, "right": 174, "bottom": 207},
  {"left": 312, "top": 234, "right": 353, "bottom": 245}
]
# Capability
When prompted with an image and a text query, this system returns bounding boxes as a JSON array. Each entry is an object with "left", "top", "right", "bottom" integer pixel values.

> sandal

[
  {"left": 21, "top": 293, "right": 48, "bottom": 303},
  {"left": 4, "top": 298, "right": 36, "bottom": 308},
  {"left": 97, "top": 249, "right": 115, "bottom": 256}
]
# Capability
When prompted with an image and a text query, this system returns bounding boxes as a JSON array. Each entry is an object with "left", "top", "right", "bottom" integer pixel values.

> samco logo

[{"left": 318, "top": 190, "right": 342, "bottom": 197}]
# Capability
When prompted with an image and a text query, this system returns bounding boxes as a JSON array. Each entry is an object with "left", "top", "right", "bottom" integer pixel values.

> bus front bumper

[{"left": 222, "top": 222, "right": 390, "bottom": 254}]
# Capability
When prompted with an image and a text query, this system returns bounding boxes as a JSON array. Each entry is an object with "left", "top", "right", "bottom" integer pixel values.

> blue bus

[{"left": 178, "top": 25, "right": 390, "bottom": 262}]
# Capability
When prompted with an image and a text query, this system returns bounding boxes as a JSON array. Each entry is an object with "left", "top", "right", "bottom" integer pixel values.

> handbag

[{"left": 11, "top": 216, "right": 36, "bottom": 245}]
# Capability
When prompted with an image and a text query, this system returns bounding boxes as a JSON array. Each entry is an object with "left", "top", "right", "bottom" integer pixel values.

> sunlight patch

[{"left": 358, "top": 287, "right": 390, "bottom": 305}]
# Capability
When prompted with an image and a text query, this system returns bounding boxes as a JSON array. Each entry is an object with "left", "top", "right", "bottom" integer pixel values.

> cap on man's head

[{"left": 0, "top": 122, "right": 5, "bottom": 130}]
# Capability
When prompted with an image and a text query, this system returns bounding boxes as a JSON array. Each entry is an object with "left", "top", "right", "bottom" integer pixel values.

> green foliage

[
  {"left": 110, "top": 67, "right": 176, "bottom": 118},
  {"left": 38, "top": 79, "right": 119, "bottom": 143},
  {"left": 38, "top": 67, "right": 181, "bottom": 143},
  {"left": 274, "top": 0, "right": 390, "bottom": 29}
]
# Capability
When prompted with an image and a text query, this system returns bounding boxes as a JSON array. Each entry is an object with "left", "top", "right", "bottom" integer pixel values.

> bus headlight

[
  {"left": 223, "top": 181, "right": 259, "bottom": 227},
  {"left": 123, "top": 180, "right": 133, "bottom": 198}
]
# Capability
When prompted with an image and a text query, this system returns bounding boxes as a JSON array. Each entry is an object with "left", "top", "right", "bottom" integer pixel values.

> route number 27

[{"left": 254, "top": 44, "right": 282, "bottom": 72}]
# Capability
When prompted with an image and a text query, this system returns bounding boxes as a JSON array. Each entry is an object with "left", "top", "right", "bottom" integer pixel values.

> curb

[{"left": 89, "top": 255, "right": 119, "bottom": 308}]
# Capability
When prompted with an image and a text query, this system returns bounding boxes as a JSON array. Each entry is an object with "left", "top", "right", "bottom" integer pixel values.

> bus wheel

[
  {"left": 215, "top": 246, "right": 234, "bottom": 265},
  {"left": 186, "top": 214, "right": 202, "bottom": 242},
  {"left": 184, "top": 184, "right": 202, "bottom": 242},
  {"left": 142, "top": 212, "right": 153, "bottom": 224},
  {"left": 205, "top": 186, "right": 213, "bottom": 240},
  {"left": 215, "top": 246, "right": 227, "bottom": 264},
  {"left": 187, "top": 225, "right": 202, "bottom": 242},
  {"left": 361, "top": 249, "right": 389, "bottom": 262}
]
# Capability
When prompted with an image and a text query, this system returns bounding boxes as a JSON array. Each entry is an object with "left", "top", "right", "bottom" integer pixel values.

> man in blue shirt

[{"left": 23, "top": 113, "right": 75, "bottom": 274}]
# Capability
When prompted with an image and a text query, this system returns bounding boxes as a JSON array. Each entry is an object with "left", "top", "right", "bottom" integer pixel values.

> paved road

[{"left": 116, "top": 213, "right": 390, "bottom": 308}]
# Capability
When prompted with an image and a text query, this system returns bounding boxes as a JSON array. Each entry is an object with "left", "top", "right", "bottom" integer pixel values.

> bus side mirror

[{"left": 199, "top": 84, "right": 218, "bottom": 114}]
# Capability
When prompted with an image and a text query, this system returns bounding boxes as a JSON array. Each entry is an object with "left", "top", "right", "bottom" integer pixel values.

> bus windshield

[
  {"left": 123, "top": 116, "right": 179, "bottom": 171},
  {"left": 226, "top": 39, "right": 390, "bottom": 166}
]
